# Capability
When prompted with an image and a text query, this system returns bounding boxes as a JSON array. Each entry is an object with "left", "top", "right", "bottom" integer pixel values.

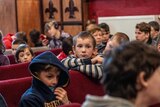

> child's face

[
  {"left": 135, "top": 28, "right": 149, "bottom": 43},
  {"left": 104, "top": 39, "right": 119, "bottom": 53},
  {"left": 137, "top": 67, "right": 160, "bottom": 105},
  {"left": 47, "top": 26, "right": 60, "bottom": 39},
  {"left": 101, "top": 28, "right": 110, "bottom": 42},
  {"left": 92, "top": 30, "right": 103, "bottom": 45},
  {"left": 18, "top": 48, "right": 33, "bottom": 63},
  {"left": 73, "top": 38, "right": 95, "bottom": 59},
  {"left": 12, "top": 44, "right": 19, "bottom": 55},
  {"left": 38, "top": 68, "right": 61, "bottom": 87}
]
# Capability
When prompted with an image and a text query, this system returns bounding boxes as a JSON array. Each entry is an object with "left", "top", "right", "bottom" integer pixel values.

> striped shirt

[{"left": 61, "top": 55, "right": 103, "bottom": 79}]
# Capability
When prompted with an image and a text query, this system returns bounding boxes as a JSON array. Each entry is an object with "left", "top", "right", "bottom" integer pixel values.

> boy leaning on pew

[
  {"left": 61, "top": 31, "right": 103, "bottom": 80},
  {"left": 19, "top": 51, "right": 70, "bottom": 107}
]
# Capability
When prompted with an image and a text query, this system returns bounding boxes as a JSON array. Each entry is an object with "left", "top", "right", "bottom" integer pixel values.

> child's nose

[
  {"left": 24, "top": 55, "right": 28, "bottom": 59},
  {"left": 52, "top": 78, "right": 58, "bottom": 85},
  {"left": 82, "top": 47, "right": 86, "bottom": 52}
]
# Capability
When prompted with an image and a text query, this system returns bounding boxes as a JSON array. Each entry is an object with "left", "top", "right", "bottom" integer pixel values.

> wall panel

[
  {"left": 17, "top": 0, "right": 41, "bottom": 46},
  {"left": 0, "top": 0, "right": 17, "bottom": 36}
]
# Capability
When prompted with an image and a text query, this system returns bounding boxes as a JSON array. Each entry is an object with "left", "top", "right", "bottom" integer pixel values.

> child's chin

[{"left": 80, "top": 57, "right": 89, "bottom": 59}]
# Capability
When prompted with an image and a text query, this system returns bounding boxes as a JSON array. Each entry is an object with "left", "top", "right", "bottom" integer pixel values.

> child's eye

[
  {"left": 77, "top": 45, "right": 82, "bottom": 48},
  {"left": 19, "top": 53, "right": 24, "bottom": 57},
  {"left": 27, "top": 53, "right": 31, "bottom": 56},
  {"left": 47, "top": 75, "right": 53, "bottom": 79},
  {"left": 86, "top": 45, "right": 91, "bottom": 48}
]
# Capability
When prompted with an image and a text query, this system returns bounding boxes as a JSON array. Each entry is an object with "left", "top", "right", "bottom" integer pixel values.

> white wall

[{"left": 98, "top": 15, "right": 156, "bottom": 40}]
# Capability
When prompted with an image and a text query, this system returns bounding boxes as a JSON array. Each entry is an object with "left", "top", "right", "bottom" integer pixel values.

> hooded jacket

[
  {"left": 19, "top": 51, "right": 69, "bottom": 107},
  {"left": 82, "top": 95, "right": 135, "bottom": 107}
]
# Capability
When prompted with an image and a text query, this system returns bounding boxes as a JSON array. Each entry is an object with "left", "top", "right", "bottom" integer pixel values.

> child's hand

[
  {"left": 54, "top": 87, "right": 70, "bottom": 104},
  {"left": 42, "top": 39, "right": 49, "bottom": 46},
  {"left": 91, "top": 55, "right": 103, "bottom": 64}
]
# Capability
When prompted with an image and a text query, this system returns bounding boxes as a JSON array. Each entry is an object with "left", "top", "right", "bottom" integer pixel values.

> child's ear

[
  {"left": 72, "top": 46, "right": 75, "bottom": 54},
  {"left": 68, "top": 51, "right": 73, "bottom": 55},
  {"left": 136, "top": 72, "right": 148, "bottom": 90},
  {"left": 91, "top": 48, "right": 98, "bottom": 58},
  {"left": 157, "top": 43, "right": 160, "bottom": 52}
]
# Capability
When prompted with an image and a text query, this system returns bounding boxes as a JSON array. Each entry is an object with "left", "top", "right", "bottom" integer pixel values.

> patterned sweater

[{"left": 61, "top": 55, "right": 103, "bottom": 79}]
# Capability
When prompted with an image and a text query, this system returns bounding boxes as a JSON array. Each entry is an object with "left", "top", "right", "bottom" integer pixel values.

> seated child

[
  {"left": 61, "top": 31, "right": 103, "bottom": 80},
  {"left": 103, "top": 32, "right": 130, "bottom": 54},
  {"left": 57, "top": 36, "right": 73, "bottom": 61},
  {"left": 15, "top": 44, "right": 34, "bottom": 63},
  {"left": 98, "top": 22, "right": 112, "bottom": 45},
  {"left": 0, "top": 31, "right": 10, "bottom": 66},
  {"left": 19, "top": 51, "right": 70, "bottom": 107},
  {"left": 82, "top": 41, "right": 160, "bottom": 107},
  {"left": 11, "top": 39, "right": 26, "bottom": 55},
  {"left": 89, "top": 27, "right": 105, "bottom": 54}
]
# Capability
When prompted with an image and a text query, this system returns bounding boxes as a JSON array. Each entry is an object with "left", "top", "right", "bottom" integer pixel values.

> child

[
  {"left": 15, "top": 44, "right": 34, "bottom": 63},
  {"left": 29, "top": 29, "right": 48, "bottom": 47},
  {"left": 19, "top": 51, "right": 70, "bottom": 107},
  {"left": 57, "top": 36, "right": 73, "bottom": 61},
  {"left": 135, "top": 22, "right": 156, "bottom": 46},
  {"left": 148, "top": 21, "right": 160, "bottom": 43},
  {"left": 98, "top": 22, "right": 112, "bottom": 44},
  {"left": 82, "top": 41, "right": 160, "bottom": 107},
  {"left": 89, "top": 27, "right": 105, "bottom": 54},
  {"left": 3, "top": 31, "right": 27, "bottom": 49},
  {"left": 11, "top": 39, "right": 26, "bottom": 55},
  {"left": 62, "top": 31, "right": 103, "bottom": 79},
  {"left": 0, "top": 31, "right": 10, "bottom": 66},
  {"left": 85, "top": 19, "right": 97, "bottom": 31},
  {"left": 103, "top": 32, "right": 130, "bottom": 54},
  {"left": 44, "top": 20, "right": 71, "bottom": 49}
]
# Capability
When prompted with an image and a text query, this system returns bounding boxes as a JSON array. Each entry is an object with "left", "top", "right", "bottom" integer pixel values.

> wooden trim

[
  {"left": 81, "top": 0, "right": 84, "bottom": 30},
  {"left": 15, "top": 0, "right": 18, "bottom": 32},
  {"left": 62, "top": 21, "right": 82, "bottom": 25},
  {"left": 60, "top": 0, "right": 64, "bottom": 30},
  {"left": 40, "top": 0, "right": 44, "bottom": 33}
]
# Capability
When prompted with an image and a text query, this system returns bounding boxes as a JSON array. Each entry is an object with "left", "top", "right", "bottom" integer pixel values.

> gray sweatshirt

[{"left": 82, "top": 94, "right": 135, "bottom": 107}]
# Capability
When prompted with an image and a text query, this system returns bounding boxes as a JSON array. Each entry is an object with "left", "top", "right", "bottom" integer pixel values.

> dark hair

[
  {"left": 12, "top": 39, "right": 26, "bottom": 45},
  {"left": 98, "top": 23, "right": 110, "bottom": 32},
  {"left": 136, "top": 22, "right": 151, "bottom": 34},
  {"left": 73, "top": 31, "right": 96, "bottom": 49},
  {"left": 0, "top": 31, "right": 5, "bottom": 53},
  {"left": 148, "top": 21, "right": 160, "bottom": 32},
  {"left": 29, "top": 29, "right": 41, "bottom": 43},
  {"left": 62, "top": 37, "right": 73, "bottom": 55},
  {"left": 136, "top": 22, "right": 152, "bottom": 44},
  {"left": 14, "top": 31, "right": 28, "bottom": 43},
  {"left": 102, "top": 41, "right": 160, "bottom": 100},
  {"left": 15, "top": 44, "right": 34, "bottom": 62}
]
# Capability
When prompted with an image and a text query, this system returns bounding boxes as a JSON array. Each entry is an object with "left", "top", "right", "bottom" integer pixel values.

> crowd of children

[{"left": 0, "top": 19, "right": 160, "bottom": 107}]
